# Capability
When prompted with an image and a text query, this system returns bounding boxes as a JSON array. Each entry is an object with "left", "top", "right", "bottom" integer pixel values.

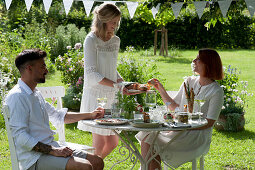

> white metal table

[{"left": 82, "top": 119, "right": 208, "bottom": 170}]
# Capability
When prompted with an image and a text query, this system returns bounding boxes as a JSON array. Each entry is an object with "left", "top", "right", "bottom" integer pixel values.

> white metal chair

[
  {"left": 163, "top": 91, "right": 205, "bottom": 170},
  {"left": 37, "top": 86, "right": 95, "bottom": 153},
  {"left": 3, "top": 104, "right": 20, "bottom": 170}
]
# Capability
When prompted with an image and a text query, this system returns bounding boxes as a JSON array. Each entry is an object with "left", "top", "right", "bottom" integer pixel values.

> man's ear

[{"left": 26, "top": 65, "right": 33, "bottom": 72}]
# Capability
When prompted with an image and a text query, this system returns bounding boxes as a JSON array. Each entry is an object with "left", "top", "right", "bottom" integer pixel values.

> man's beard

[
  {"left": 37, "top": 74, "right": 46, "bottom": 83},
  {"left": 38, "top": 78, "right": 45, "bottom": 83},
  {"left": 37, "top": 77, "right": 45, "bottom": 83}
]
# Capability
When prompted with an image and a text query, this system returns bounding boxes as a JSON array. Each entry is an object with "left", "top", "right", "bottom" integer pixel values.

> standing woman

[
  {"left": 78, "top": 3, "right": 123, "bottom": 158},
  {"left": 137, "top": 49, "right": 224, "bottom": 169}
]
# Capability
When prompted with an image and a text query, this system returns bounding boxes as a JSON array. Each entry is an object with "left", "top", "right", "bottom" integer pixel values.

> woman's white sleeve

[
  {"left": 206, "top": 88, "right": 224, "bottom": 120},
  {"left": 116, "top": 71, "right": 123, "bottom": 80},
  {"left": 84, "top": 36, "right": 104, "bottom": 86}
]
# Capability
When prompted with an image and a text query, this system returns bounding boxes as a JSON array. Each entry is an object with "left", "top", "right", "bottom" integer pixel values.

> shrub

[
  {"left": 217, "top": 65, "right": 253, "bottom": 116},
  {"left": 55, "top": 44, "right": 84, "bottom": 110},
  {"left": 51, "top": 24, "right": 87, "bottom": 62}
]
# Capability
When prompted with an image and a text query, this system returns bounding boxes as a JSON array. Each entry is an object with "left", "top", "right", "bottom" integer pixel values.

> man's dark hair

[{"left": 15, "top": 49, "right": 47, "bottom": 72}]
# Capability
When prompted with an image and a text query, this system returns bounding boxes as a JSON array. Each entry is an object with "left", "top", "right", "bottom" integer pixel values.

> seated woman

[{"left": 136, "top": 48, "right": 224, "bottom": 169}]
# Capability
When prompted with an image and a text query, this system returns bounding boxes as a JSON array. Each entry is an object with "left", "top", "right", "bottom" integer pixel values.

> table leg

[
  {"left": 111, "top": 130, "right": 141, "bottom": 170},
  {"left": 112, "top": 130, "right": 162, "bottom": 170}
]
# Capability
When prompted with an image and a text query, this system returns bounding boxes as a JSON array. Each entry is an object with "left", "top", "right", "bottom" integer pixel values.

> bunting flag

[
  {"left": 193, "top": 1, "right": 207, "bottom": 18},
  {"left": 126, "top": 1, "right": 139, "bottom": 19},
  {"left": 5, "top": 0, "right": 12, "bottom": 10},
  {"left": 246, "top": 0, "right": 255, "bottom": 17},
  {"left": 63, "top": 0, "right": 73, "bottom": 15},
  {"left": 83, "top": 1, "right": 94, "bottom": 17},
  {"left": 171, "top": 2, "right": 183, "bottom": 19},
  {"left": 43, "top": 0, "right": 53, "bottom": 14},
  {"left": 151, "top": 3, "right": 160, "bottom": 19},
  {"left": 218, "top": 0, "right": 232, "bottom": 18},
  {"left": 25, "top": 0, "right": 33, "bottom": 11},
  {"left": 2, "top": 0, "right": 255, "bottom": 19}
]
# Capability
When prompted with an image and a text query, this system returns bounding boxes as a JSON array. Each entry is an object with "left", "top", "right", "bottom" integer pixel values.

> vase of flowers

[{"left": 214, "top": 65, "right": 253, "bottom": 131}]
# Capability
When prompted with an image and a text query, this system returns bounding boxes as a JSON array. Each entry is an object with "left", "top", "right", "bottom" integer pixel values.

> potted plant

[{"left": 215, "top": 65, "right": 253, "bottom": 131}]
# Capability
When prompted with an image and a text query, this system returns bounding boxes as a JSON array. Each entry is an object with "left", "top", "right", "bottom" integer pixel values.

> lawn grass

[{"left": 1, "top": 49, "right": 255, "bottom": 169}]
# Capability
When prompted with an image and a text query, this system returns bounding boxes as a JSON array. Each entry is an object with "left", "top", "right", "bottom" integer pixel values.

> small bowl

[{"left": 175, "top": 112, "right": 189, "bottom": 123}]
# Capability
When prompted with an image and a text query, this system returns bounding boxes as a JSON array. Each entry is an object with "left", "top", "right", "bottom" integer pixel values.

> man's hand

[
  {"left": 49, "top": 146, "right": 74, "bottom": 157},
  {"left": 32, "top": 142, "right": 73, "bottom": 157},
  {"left": 90, "top": 107, "right": 105, "bottom": 119}
]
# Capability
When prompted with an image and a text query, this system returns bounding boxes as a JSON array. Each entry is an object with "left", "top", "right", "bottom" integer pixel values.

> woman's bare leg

[
  {"left": 141, "top": 138, "right": 161, "bottom": 170},
  {"left": 92, "top": 133, "right": 119, "bottom": 159}
]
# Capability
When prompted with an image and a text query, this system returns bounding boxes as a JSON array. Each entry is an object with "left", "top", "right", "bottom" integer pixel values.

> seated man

[{"left": 5, "top": 49, "right": 104, "bottom": 170}]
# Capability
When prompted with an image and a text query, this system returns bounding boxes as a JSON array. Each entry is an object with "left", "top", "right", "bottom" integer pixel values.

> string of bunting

[{"left": 4, "top": 0, "right": 255, "bottom": 19}]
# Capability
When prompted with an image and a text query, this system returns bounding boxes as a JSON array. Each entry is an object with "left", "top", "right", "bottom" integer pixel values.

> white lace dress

[
  {"left": 77, "top": 32, "right": 122, "bottom": 136},
  {"left": 136, "top": 76, "right": 224, "bottom": 168}
]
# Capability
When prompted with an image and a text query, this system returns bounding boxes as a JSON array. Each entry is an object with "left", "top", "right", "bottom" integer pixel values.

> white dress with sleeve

[
  {"left": 77, "top": 32, "right": 122, "bottom": 136},
  {"left": 136, "top": 76, "right": 224, "bottom": 168}
]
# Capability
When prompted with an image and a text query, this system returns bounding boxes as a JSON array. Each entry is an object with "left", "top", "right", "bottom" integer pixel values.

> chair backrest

[
  {"left": 2, "top": 105, "right": 20, "bottom": 170},
  {"left": 37, "top": 86, "right": 66, "bottom": 144},
  {"left": 37, "top": 86, "right": 65, "bottom": 109}
]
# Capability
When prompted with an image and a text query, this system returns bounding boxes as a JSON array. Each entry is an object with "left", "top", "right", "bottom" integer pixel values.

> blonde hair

[{"left": 91, "top": 3, "right": 121, "bottom": 39}]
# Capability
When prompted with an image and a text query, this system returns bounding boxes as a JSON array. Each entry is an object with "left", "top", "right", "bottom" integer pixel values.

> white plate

[
  {"left": 128, "top": 89, "right": 155, "bottom": 93},
  {"left": 95, "top": 118, "right": 129, "bottom": 125},
  {"left": 130, "top": 121, "right": 161, "bottom": 128}
]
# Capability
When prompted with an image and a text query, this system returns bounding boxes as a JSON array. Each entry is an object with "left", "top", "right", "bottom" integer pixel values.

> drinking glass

[
  {"left": 145, "top": 91, "right": 156, "bottom": 112},
  {"left": 111, "top": 108, "right": 121, "bottom": 118},
  {"left": 97, "top": 96, "right": 107, "bottom": 108},
  {"left": 194, "top": 99, "right": 205, "bottom": 122}
]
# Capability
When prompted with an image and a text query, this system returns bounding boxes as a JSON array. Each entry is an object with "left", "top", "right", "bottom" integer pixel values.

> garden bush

[
  {"left": 2, "top": 0, "right": 255, "bottom": 51},
  {"left": 51, "top": 24, "right": 87, "bottom": 62}
]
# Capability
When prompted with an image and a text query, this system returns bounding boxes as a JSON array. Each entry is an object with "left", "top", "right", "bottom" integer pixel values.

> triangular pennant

[
  {"left": 43, "top": 0, "right": 53, "bottom": 14},
  {"left": 218, "top": 0, "right": 232, "bottom": 18},
  {"left": 151, "top": 3, "right": 160, "bottom": 19},
  {"left": 126, "top": 1, "right": 139, "bottom": 19},
  {"left": 83, "top": 1, "right": 94, "bottom": 17},
  {"left": 5, "top": 0, "right": 12, "bottom": 10},
  {"left": 171, "top": 2, "right": 183, "bottom": 19},
  {"left": 245, "top": 0, "right": 255, "bottom": 17},
  {"left": 103, "top": 1, "right": 115, "bottom": 5},
  {"left": 193, "top": 1, "right": 207, "bottom": 18},
  {"left": 63, "top": 0, "right": 73, "bottom": 15},
  {"left": 25, "top": 0, "right": 33, "bottom": 12}
]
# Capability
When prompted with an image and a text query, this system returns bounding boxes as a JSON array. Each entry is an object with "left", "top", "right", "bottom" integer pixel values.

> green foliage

[
  {"left": 62, "top": 85, "right": 82, "bottom": 111},
  {"left": 137, "top": 1, "right": 175, "bottom": 27},
  {"left": 117, "top": 46, "right": 165, "bottom": 114},
  {"left": 51, "top": 24, "right": 87, "bottom": 61},
  {"left": 55, "top": 46, "right": 84, "bottom": 86},
  {"left": 217, "top": 65, "right": 253, "bottom": 115},
  {"left": 55, "top": 46, "right": 84, "bottom": 109}
]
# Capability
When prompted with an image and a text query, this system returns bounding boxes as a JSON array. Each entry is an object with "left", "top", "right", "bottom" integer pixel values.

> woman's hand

[
  {"left": 148, "top": 78, "right": 165, "bottom": 92},
  {"left": 91, "top": 107, "right": 105, "bottom": 119}
]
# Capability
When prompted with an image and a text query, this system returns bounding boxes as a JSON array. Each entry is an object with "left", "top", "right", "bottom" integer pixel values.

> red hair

[{"left": 199, "top": 48, "right": 224, "bottom": 80}]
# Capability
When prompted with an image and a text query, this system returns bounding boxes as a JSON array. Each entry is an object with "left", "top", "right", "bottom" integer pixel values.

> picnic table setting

[{"left": 83, "top": 80, "right": 208, "bottom": 170}]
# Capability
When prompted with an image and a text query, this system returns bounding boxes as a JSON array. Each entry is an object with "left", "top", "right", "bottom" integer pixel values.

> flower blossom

[
  {"left": 66, "top": 46, "right": 72, "bottom": 50},
  {"left": 74, "top": 43, "right": 82, "bottom": 50},
  {"left": 76, "top": 77, "right": 83, "bottom": 86}
]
